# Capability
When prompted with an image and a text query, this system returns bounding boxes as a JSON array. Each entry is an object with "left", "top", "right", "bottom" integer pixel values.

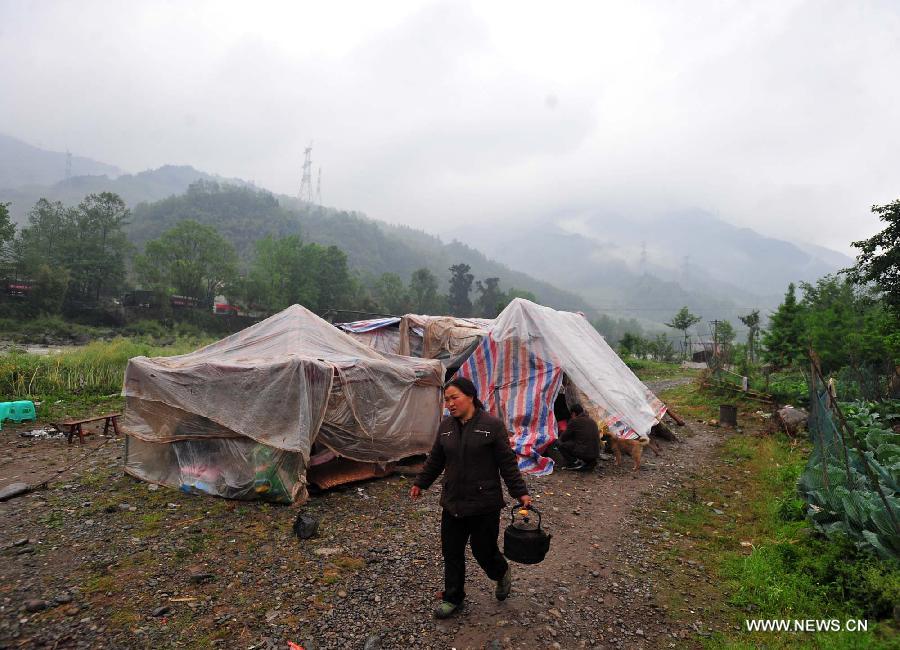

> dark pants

[
  {"left": 545, "top": 441, "right": 597, "bottom": 470},
  {"left": 441, "top": 509, "right": 508, "bottom": 605}
]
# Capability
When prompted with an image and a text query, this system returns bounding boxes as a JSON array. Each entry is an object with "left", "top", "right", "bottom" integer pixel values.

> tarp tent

[
  {"left": 457, "top": 299, "right": 666, "bottom": 475},
  {"left": 122, "top": 304, "right": 444, "bottom": 503}
]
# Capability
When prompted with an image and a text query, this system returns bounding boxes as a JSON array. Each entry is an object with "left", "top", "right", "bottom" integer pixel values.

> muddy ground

[{"left": 1, "top": 378, "right": 744, "bottom": 649}]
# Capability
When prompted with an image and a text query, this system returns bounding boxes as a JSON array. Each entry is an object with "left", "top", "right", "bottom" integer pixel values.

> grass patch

[
  {"left": 83, "top": 574, "right": 116, "bottom": 595},
  {"left": 0, "top": 336, "right": 213, "bottom": 419},
  {"left": 137, "top": 511, "right": 164, "bottom": 536},
  {"left": 625, "top": 359, "right": 692, "bottom": 381},
  {"left": 332, "top": 555, "right": 365, "bottom": 571},
  {"left": 652, "top": 417, "right": 899, "bottom": 648},
  {"left": 658, "top": 379, "right": 765, "bottom": 423}
]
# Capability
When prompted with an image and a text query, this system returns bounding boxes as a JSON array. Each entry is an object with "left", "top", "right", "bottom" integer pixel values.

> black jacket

[
  {"left": 414, "top": 409, "right": 528, "bottom": 517},
  {"left": 560, "top": 414, "right": 600, "bottom": 460}
]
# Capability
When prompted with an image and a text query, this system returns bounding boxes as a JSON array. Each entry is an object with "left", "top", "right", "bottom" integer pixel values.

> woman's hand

[
  {"left": 409, "top": 485, "right": 422, "bottom": 500},
  {"left": 519, "top": 494, "right": 533, "bottom": 509}
]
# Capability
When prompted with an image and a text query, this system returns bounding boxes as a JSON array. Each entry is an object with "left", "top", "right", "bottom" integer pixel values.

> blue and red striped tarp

[
  {"left": 336, "top": 317, "right": 401, "bottom": 333},
  {"left": 458, "top": 337, "right": 562, "bottom": 475}
]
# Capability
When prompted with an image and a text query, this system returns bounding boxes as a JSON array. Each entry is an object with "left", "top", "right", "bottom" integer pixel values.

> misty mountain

[
  {"left": 0, "top": 133, "right": 122, "bottom": 191},
  {"left": 456, "top": 209, "right": 852, "bottom": 324},
  {"left": 126, "top": 182, "right": 595, "bottom": 316},
  {"left": 1, "top": 133, "right": 850, "bottom": 327}
]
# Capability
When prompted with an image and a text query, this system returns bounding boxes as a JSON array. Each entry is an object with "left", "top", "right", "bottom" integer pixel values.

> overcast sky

[{"left": 2, "top": 0, "right": 898, "bottom": 253}]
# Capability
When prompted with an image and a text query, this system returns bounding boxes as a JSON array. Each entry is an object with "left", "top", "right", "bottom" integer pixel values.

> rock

[
  {"left": 188, "top": 572, "right": 214, "bottom": 584},
  {"left": 63, "top": 605, "right": 80, "bottom": 616},
  {"left": 151, "top": 605, "right": 171, "bottom": 617},
  {"left": 24, "top": 599, "right": 48, "bottom": 613},
  {"left": 293, "top": 513, "right": 320, "bottom": 539},
  {"left": 313, "top": 547, "right": 341, "bottom": 556},
  {"left": 363, "top": 635, "right": 381, "bottom": 650},
  {"left": 0, "top": 482, "right": 30, "bottom": 501},
  {"left": 54, "top": 593, "right": 73, "bottom": 604},
  {"left": 147, "top": 484, "right": 159, "bottom": 491},
  {"left": 16, "top": 545, "right": 35, "bottom": 555}
]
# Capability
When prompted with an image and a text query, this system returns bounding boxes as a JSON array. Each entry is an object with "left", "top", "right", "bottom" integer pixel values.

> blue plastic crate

[{"left": 0, "top": 400, "right": 37, "bottom": 430}]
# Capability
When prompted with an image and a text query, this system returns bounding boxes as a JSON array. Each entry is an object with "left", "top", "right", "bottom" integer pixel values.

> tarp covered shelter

[
  {"left": 122, "top": 305, "right": 444, "bottom": 503},
  {"left": 457, "top": 299, "right": 666, "bottom": 475}
]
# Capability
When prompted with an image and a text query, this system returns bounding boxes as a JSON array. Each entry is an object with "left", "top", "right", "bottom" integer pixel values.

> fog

[{"left": 2, "top": 0, "right": 898, "bottom": 253}]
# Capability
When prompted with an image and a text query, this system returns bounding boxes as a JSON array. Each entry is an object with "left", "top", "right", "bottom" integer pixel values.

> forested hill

[
  {"left": 127, "top": 182, "right": 595, "bottom": 315},
  {"left": 3, "top": 164, "right": 250, "bottom": 225}
]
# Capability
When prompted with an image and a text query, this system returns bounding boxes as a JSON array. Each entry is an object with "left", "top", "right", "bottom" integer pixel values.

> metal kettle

[{"left": 503, "top": 506, "right": 552, "bottom": 564}]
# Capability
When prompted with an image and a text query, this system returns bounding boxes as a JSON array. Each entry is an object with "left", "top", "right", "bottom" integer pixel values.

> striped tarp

[
  {"left": 458, "top": 337, "right": 563, "bottom": 475},
  {"left": 336, "top": 317, "right": 401, "bottom": 333}
]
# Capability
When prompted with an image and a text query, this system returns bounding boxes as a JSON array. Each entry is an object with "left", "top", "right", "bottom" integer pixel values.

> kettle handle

[{"left": 510, "top": 504, "right": 542, "bottom": 529}]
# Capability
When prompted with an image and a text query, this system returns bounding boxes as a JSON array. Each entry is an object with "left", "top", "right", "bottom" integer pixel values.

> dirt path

[
  {"left": 444, "top": 416, "right": 719, "bottom": 649},
  {"left": 1, "top": 376, "right": 731, "bottom": 649}
]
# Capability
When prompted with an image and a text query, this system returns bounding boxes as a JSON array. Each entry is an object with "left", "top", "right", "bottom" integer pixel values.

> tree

[
  {"left": 448, "top": 263, "right": 473, "bottom": 317},
  {"left": 762, "top": 283, "right": 806, "bottom": 369},
  {"left": 847, "top": 199, "right": 900, "bottom": 313},
  {"left": 373, "top": 272, "right": 410, "bottom": 314},
  {"left": 15, "top": 199, "right": 68, "bottom": 270},
  {"left": 14, "top": 193, "right": 130, "bottom": 307},
  {"left": 738, "top": 310, "right": 761, "bottom": 364},
  {"left": 665, "top": 306, "right": 701, "bottom": 360},
  {"left": 592, "top": 315, "right": 644, "bottom": 347},
  {"left": 77, "top": 192, "right": 131, "bottom": 302},
  {"left": 311, "top": 245, "right": 357, "bottom": 312},
  {"left": 799, "top": 275, "right": 893, "bottom": 374},
  {"left": 475, "top": 277, "right": 504, "bottom": 318},
  {"left": 135, "top": 220, "right": 238, "bottom": 306},
  {"left": 26, "top": 264, "right": 70, "bottom": 316},
  {"left": 496, "top": 287, "right": 537, "bottom": 314},
  {"left": 0, "top": 202, "right": 14, "bottom": 261},
  {"left": 409, "top": 267, "right": 440, "bottom": 314},
  {"left": 619, "top": 332, "right": 648, "bottom": 358},
  {"left": 714, "top": 320, "right": 736, "bottom": 364},
  {"left": 647, "top": 334, "right": 676, "bottom": 362},
  {"left": 245, "top": 235, "right": 317, "bottom": 310}
]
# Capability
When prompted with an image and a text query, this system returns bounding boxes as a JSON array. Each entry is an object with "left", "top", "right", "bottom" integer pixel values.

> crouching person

[
  {"left": 544, "top": 403, "right": 600, "bottom": 470},
  {"left": 410, "top": 377, "right": 532, "bottom": 619}
]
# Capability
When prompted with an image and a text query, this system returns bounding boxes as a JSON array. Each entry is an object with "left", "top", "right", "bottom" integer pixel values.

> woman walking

[{"left": 410, "top": 377, "right": 532, "bottom": 619}]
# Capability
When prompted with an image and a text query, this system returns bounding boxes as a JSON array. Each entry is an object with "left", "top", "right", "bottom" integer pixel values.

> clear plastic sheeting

[
  {"left": 125, "top": 436, "right": 304, "bottom": 503},
  {"left": 122, "top": 304, "right": 444, "bottom": 502}
]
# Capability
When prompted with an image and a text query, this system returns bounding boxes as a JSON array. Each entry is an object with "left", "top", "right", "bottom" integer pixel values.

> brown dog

[{"left": 601, "top": 432, "right": 661, "bottom": 471}]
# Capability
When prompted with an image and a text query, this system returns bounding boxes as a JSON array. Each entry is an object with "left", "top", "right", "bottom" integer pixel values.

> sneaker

[
  {"left": 434, "top": 600, "right": 462, "bottom": 619},
  {"left": 562, "top": 459, "right": 586, "bottom": 470},
  {"left": 495, "top": 566, "right": 512, "bottom": 600}
]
